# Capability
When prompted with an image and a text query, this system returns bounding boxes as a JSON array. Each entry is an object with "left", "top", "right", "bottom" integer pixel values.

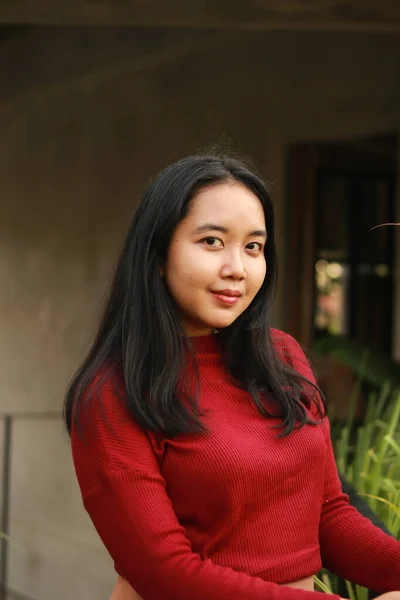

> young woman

[{"left": 64, "top": 155, "right": 400, "bottom": 600}]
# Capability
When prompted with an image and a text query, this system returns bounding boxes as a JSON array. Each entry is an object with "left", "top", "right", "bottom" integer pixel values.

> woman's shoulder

[
  {"left": 71, "top": 366, "right": 161, "bottom": 481},
  {"left": 270, "top": 328, "right": 316, "bottom": 383},
  {"left": 72, "top": 364, "right": 142, "bottom": 446},
  {"left": 270, "top": 328, "right": 305, "bottom": 362}
]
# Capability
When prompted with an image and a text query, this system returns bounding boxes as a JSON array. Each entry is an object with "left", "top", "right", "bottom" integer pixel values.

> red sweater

[{"left": 71, "top": 330, "right": 400, "bottom": 599}]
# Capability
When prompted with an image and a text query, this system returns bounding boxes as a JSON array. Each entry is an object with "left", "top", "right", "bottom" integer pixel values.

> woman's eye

[
  {"left": 247, "top": 242, "right": 263, "bottom": 252},
  {"left": 202, "top": 237, "right": 223, "bottom": 247}
]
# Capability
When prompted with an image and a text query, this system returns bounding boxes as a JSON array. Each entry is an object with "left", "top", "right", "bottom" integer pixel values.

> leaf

[
  {"left": 314, "top": 576, "right": 332, "bottom": 594},
  {"left": 345, "top": 579, "right": 356, "bottom": 600},
  {"left": 0, "top": 532, "right": 22, "bottom": 551},
  {"left": 358, "top": 493, "right": 400, "bottom": 517}
]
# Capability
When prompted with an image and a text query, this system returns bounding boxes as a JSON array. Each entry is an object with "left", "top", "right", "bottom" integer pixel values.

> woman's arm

[{"left": 72, "top": 381, "right": 335, "bottom": 600}]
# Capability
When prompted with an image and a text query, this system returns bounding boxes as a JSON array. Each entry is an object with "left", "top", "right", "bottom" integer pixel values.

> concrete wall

[{"left": 0, "top": 27, "right": 399, "bottom": 599}]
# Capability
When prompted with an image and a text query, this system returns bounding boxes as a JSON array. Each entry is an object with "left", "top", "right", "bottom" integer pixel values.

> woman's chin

[
  {"left": 208, "top": 316, "right": 238, "bottom": 330},
  {"left": 182, "top": 311, "right": 240, "bottom": 336}
]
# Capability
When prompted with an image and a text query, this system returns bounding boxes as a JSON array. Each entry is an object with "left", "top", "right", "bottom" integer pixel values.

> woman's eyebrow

[
  {"left": 193, "top": 223, "right": 267, "bottom": 237},
  {"left": 193, "top": 223, "right": 229, "bottom": 234},
  {"left": 248, "top": 229, "right": 268, "bottom": 238}
]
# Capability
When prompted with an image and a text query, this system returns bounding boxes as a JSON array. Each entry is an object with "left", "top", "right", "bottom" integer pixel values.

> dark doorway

[{"left": 286, "top": 135, "right": 396, "bottom": 355}]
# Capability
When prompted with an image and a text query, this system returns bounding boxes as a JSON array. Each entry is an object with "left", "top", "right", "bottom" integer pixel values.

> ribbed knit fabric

[{"left": 71, "top": 329, "right": 400, "bottom": 600}]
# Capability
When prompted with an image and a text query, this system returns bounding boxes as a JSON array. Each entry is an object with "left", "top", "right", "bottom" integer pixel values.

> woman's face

[{"left": 164, "top": 181, "right": 268, "bottom": 337}]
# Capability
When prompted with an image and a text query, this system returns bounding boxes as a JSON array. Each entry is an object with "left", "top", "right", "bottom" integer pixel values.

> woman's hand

[{"left": 110, "top": 577, "right": 143, "bottom": 600}]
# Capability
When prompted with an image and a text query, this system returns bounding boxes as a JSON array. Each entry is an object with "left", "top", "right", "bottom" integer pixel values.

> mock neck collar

[
  {"left": 189, "top": 333, "right": 219, "bottom": 353},
  {"left": 186, "top": 333, "right": 223, "bottom": 369}
]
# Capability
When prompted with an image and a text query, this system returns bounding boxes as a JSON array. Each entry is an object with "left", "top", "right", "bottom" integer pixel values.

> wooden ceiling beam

[{"left": 0, "top": 1, "right": 400, "bottom": 31}]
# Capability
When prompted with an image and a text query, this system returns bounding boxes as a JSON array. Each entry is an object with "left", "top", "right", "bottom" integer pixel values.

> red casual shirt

[{"left": 71, "top": 329, "right": 400, "bottom": 599}]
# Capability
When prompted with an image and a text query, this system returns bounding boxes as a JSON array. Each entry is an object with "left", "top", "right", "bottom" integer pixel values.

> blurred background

[{"left": 0, "top": 2, "right": 400, "bottom": 599}]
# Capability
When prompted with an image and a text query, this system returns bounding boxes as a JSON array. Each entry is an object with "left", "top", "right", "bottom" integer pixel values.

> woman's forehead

[{"left": 187, "top": 182, "right": 266, "bottom": 229}]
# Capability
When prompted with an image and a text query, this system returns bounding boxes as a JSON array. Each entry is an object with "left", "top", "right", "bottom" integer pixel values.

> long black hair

[{"left": 64, "top": 154, "right": 324, "bottom": 438}]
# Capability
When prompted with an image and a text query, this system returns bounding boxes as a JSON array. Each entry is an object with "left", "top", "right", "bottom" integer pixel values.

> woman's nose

[{"left": 220, "top": 249, "right": 246, "bottom": 280}]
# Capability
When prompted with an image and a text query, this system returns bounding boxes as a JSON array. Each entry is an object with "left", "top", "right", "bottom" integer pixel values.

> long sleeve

[
  {"left": 273, "top": 330, "right": 400, "bottom": 592},
  {"left": 71, "top": 382, "right": 332, "bottom": 600},
  {"left": 319, "top": 415, "right": 400, "bottom": 592}
]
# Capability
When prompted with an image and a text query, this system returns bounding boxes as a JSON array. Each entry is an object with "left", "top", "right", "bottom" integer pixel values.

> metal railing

[{"left": 0, "top": 411, "right": 61, "bottom": 600}]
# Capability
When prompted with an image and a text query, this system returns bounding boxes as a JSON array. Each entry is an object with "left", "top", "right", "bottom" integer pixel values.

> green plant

[
  {"left": 315, "top": 385, "right": 400, "bottom": 597},
  {"left": 336, "top": 386, "right": 400, "bottom": 534},
  {"left": 314, "top": 336, "right": 400, "bottom": 392}
]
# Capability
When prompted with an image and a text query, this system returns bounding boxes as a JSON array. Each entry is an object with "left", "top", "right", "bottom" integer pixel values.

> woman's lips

[{"left": 210, "top": 291, "right": 241, "bottom": 305}]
